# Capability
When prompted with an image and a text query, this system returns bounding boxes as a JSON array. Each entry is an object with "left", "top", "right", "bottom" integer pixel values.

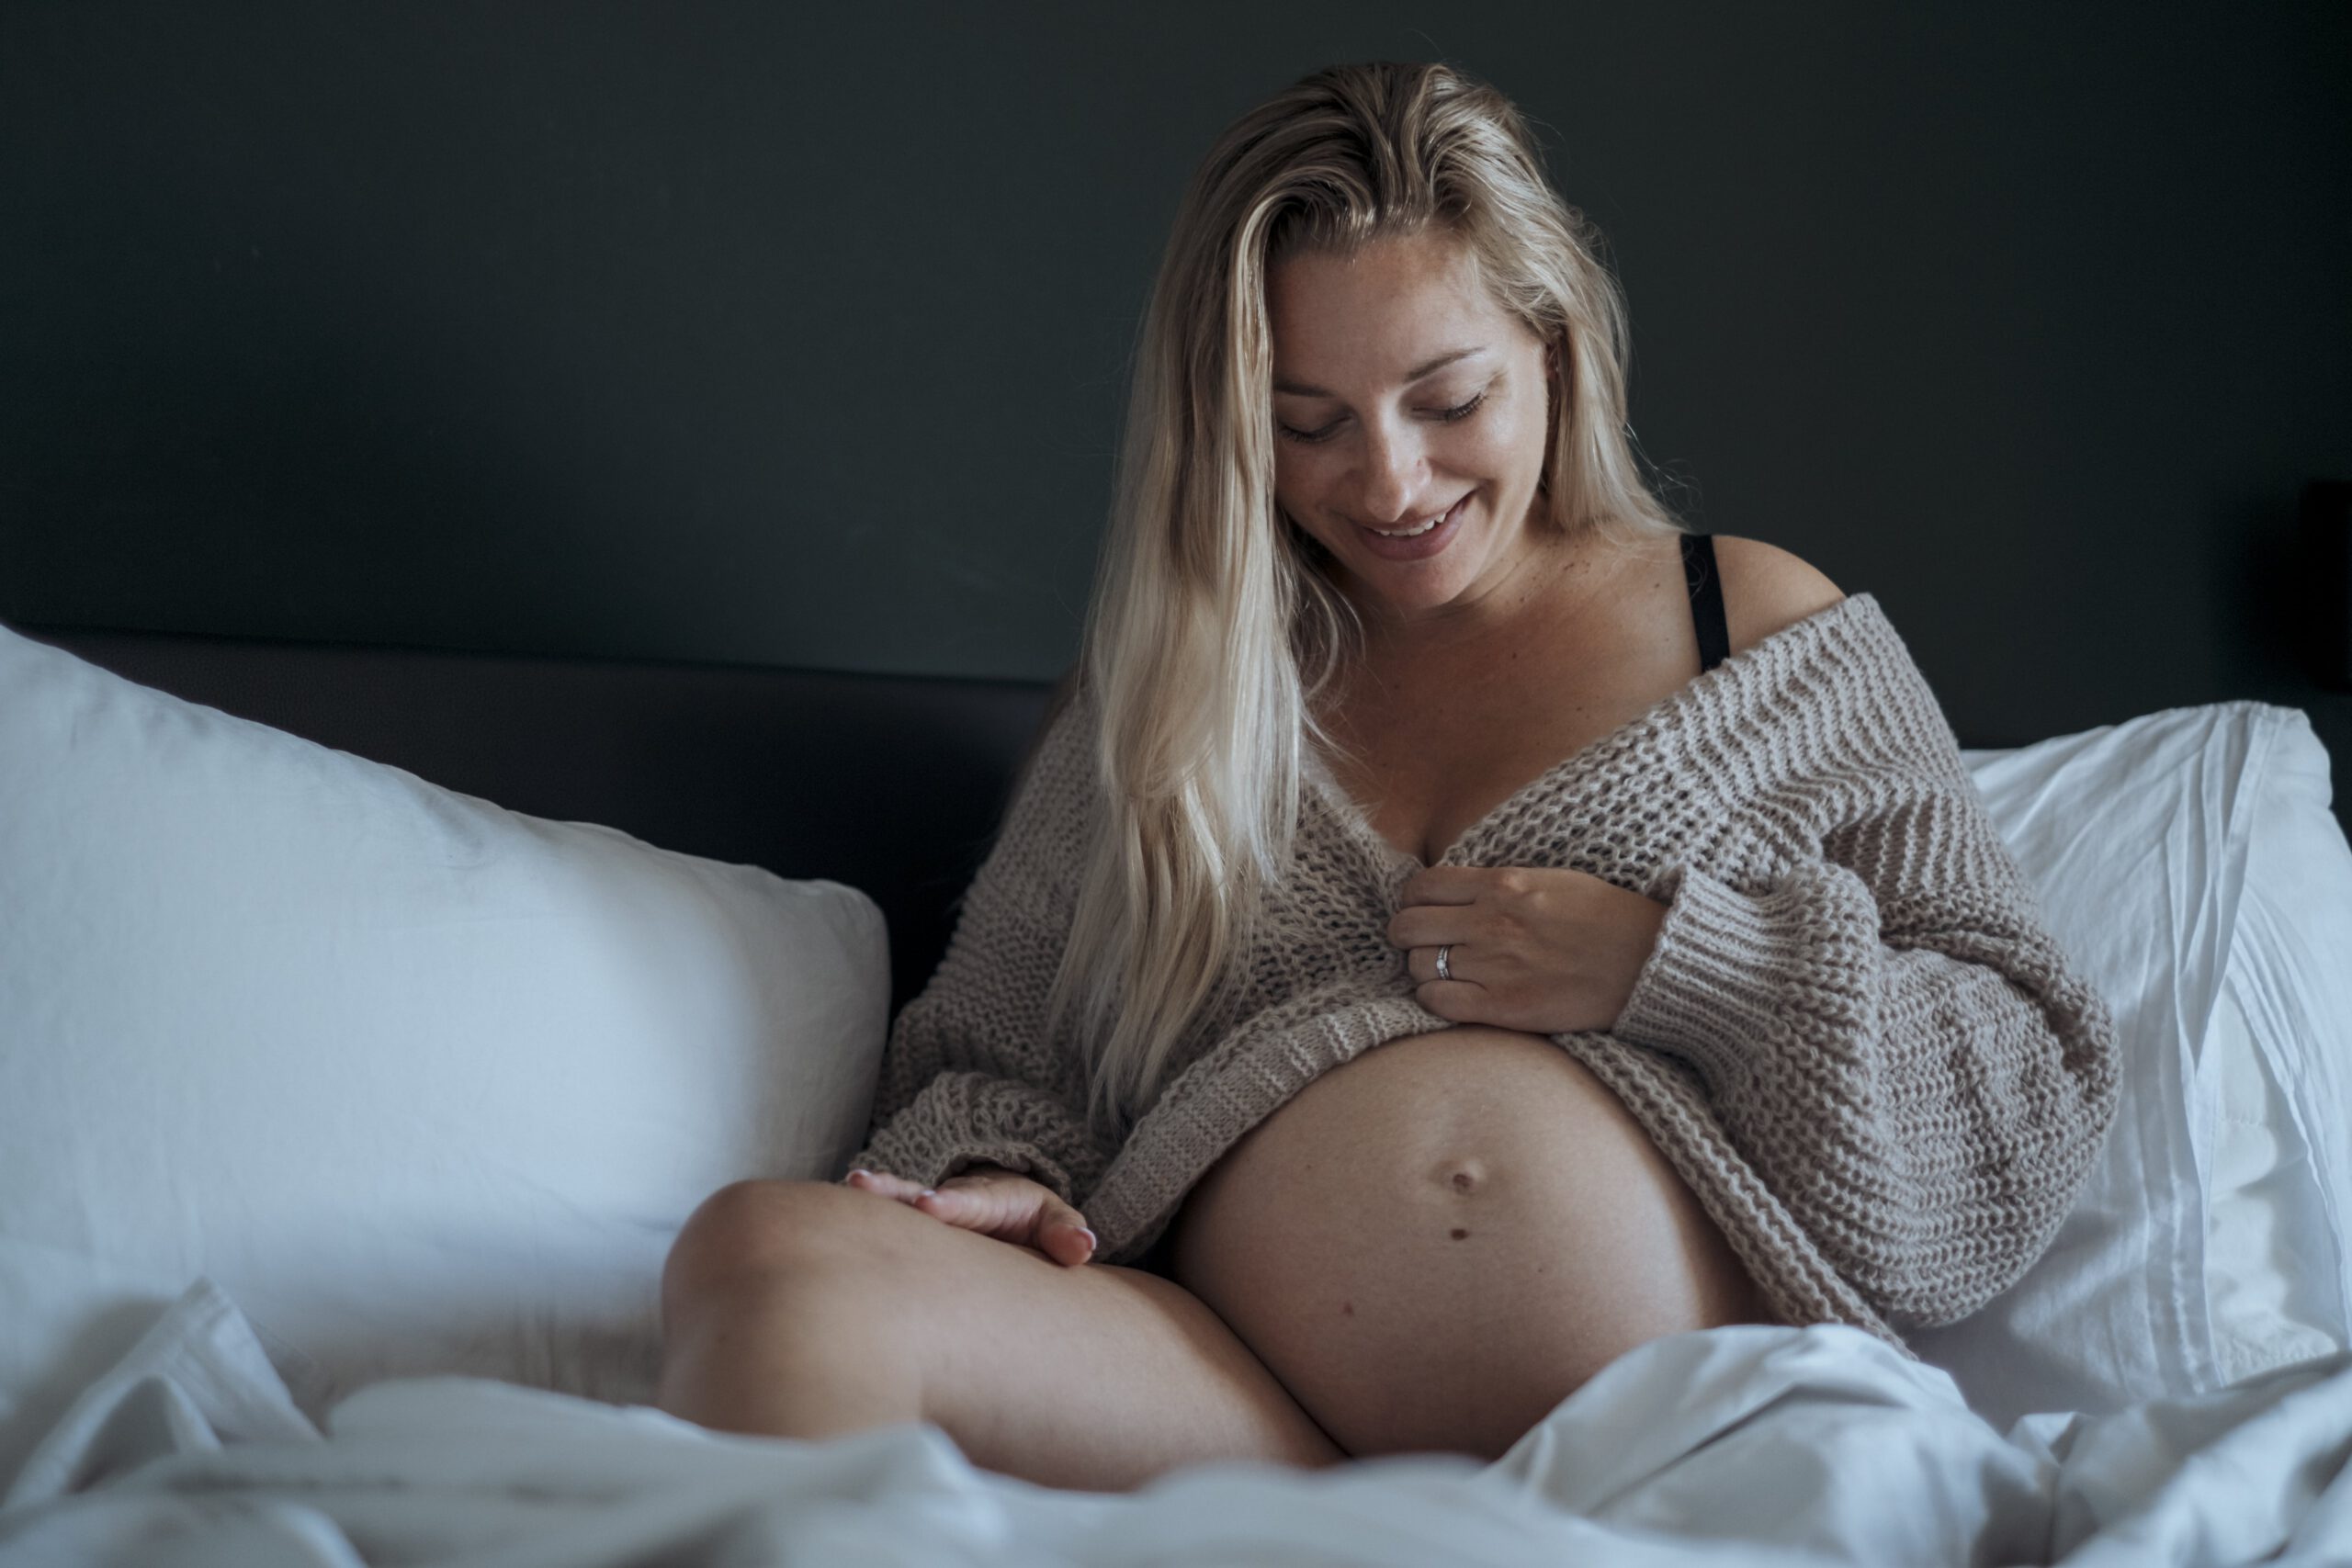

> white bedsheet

[{"left": 2, "top": 1279, "right": 2349, "bottom": 1567}]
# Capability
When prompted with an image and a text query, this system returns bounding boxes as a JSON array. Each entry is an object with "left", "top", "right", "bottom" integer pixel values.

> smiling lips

[{"left": 1355, "top": 492, "right": 1470, "bottom": 561}]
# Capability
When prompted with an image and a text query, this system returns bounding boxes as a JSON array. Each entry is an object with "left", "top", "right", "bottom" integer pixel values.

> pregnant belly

[{"left": 1162, "top": 1024, "right": 1771, "bottom": 1461}]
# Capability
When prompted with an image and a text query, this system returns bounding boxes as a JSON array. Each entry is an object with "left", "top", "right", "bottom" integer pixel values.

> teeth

[{"left": 1369, "top": 499, "right": 1463, "bottom": 538}]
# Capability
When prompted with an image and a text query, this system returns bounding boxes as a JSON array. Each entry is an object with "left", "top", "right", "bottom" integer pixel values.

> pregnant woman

[{"left": 654, "top": 60, "right": 2120, "bottom": 1492}]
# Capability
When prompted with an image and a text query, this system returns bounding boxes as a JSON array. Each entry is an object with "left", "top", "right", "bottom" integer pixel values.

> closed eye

[{"left": 1277, "top": 390, "right": 1490, "bottom": 446}]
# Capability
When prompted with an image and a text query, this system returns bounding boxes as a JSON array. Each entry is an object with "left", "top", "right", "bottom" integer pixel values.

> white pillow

[
  {"left": 0, "top": 625, "right": 889, "bottom": 1493},
  {"left": 2200, "top": 988, "right": 2341, "bottom": 1385},
  {"left": 1907, "top": 701, "right": 2352, "bottom": 1427},
  {"left": 2204, "top": 699, "right": 2352, "bottom": 1382}
]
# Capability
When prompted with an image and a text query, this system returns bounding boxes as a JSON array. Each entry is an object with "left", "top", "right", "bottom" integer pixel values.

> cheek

[
  {"left": 1272, "top": 449, "right": 1338, "bottom": 530},
  {"left": 1437, "top": 417, "right": 1537, "bottom": 486},
  {"left": 1493, "top": 400, "right": 1554, "bottom": 483}
]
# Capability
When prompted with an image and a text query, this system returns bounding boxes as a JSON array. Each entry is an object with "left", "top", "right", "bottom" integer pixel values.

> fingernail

[
  {"left": 919, "top": 1188, "right": 937, "bottom": 1199},
  {"left": 847, "top": 1168, "right": 873, "bottom": 1180},
  {"left": 1074, "top": 1227, "right": 1097, "bottom": 1251}
]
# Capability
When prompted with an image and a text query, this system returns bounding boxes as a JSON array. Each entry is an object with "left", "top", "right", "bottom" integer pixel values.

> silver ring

[{"left": 1435, "top": 943, "right": 1453, "bottom": 983}]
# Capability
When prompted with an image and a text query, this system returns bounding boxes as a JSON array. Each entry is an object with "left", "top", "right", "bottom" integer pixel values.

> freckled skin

[
  {"left": 1157, "top": 231, "right": 1777, "bottom": 1464},
  {"left": 1169, "top": 1027, "right": 1773, "bottom": 1461},
  {"left": 1266, "top": 232, "right": 1557, "bottom": 627}
]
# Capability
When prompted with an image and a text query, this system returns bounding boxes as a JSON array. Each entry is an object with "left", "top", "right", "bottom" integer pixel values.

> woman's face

[{"left": 1266, "top": 228, "right": 1557, "bottom": 629}]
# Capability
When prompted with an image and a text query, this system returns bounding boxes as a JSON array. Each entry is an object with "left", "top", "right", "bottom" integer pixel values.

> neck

[{"left": 1351, "top": 524, "right": 1608, "bottom": 665}]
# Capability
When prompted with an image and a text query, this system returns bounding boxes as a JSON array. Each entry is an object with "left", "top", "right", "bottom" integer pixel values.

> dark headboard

[{"left": 13, "top": 622, "right": 1056, "bottom": 1016}]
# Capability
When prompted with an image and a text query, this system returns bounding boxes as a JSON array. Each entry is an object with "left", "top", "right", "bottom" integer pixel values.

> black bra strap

[{"left": 1681, "top": 533, "right": 1731, "bottom": 674}]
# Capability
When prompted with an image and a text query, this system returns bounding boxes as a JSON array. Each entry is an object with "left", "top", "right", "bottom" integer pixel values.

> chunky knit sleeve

[
  {"left": 841, "top": 690, "right": 1116, "bottom": 1208},
  {"left": 1607, "top": 646, "right": 2120, "bottom": 1330}
]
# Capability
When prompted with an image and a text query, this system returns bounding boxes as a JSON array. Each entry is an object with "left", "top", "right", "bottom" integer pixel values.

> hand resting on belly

[{"left": 1164, "top": 1024, "right": 1774, "bottom": 1462}]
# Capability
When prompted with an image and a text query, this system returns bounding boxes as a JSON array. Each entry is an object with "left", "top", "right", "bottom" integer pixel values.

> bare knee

[
  {"left": 657, "top": 1179, "right": 936, "bottom": 1440},
  {"left": 662, "top": 1178, "right": 867, "bottom": 1329}
]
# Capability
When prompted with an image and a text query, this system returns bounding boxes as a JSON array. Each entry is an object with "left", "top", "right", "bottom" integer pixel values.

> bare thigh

[
  {"left": 1166, "top": 1026, "right": 1773, "bottom": 1463},
  {"left": 656, "top": 1179, "right": 1345, "bottom": 1492}
]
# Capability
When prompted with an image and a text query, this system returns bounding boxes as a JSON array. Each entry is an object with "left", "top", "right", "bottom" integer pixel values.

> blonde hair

[{"left": 1052, "top": 61, "right": 1686, "bottom": 1137}]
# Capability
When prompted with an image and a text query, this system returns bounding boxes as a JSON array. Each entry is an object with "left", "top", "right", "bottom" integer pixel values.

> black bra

[{"left": 1680, "top": 532, "right": 1730, "bottom": 674}]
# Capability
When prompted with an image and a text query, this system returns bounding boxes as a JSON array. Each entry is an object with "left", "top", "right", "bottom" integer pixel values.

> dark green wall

[{"left": 6, "top": 4, "right": 2348, "bottom": 811}]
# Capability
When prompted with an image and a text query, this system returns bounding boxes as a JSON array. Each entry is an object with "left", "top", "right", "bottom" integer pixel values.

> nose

[{"left": 1356, "top": 415, "right": 1429, "bottom": 526}]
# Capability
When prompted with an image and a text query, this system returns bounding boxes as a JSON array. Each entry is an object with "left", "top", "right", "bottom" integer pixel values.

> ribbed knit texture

[{"left": 847, "top": 592, "right": 2121, "bottom": 1348}]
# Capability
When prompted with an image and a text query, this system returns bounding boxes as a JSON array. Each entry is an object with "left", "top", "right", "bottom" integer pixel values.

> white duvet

[{"left": 1, "top": 1280, "right": 2348, "bottom": 1566}]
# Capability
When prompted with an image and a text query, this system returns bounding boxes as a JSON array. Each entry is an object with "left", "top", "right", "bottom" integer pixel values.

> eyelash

[{"left": 1278, "top": 391, "right": 1488, "bottom": 446}]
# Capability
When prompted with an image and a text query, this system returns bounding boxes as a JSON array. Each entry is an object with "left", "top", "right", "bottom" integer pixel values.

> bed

[{"left": 2, "top": 613, "right": 2350, "bottom": 1566}]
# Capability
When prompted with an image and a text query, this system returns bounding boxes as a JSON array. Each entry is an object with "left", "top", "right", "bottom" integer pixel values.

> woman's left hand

[{"left": 1386, "top": 865, "right": 1670, "bottom": 1035}]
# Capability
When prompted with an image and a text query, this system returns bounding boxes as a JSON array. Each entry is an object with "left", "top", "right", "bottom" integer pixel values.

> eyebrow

[{"left": 1272, "top": 345, "right": 1487, "bottom": 399}]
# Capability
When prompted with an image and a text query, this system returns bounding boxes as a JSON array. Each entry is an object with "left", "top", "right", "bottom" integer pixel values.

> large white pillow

[
  {"left": 0, "top": 625, "right": 889, "bottom": 1492},
  {"left": 1910, "top": 701, "right": 2352, "bottom": 1427}
]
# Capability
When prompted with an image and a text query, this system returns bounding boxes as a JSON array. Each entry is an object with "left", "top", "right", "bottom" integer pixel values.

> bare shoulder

[{"left": 1707, "top": 536, "right": 1847, "bottom": 659}]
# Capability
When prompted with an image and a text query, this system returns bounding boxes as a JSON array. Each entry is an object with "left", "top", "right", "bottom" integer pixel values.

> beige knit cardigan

[{"left": 846, "top": 592, "right": 2121, "bottom": 1347}]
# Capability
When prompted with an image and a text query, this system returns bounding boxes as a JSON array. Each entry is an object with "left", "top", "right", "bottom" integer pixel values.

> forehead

[{"left": 1265, "top": 231, "right": 1521, "bottom": 386}]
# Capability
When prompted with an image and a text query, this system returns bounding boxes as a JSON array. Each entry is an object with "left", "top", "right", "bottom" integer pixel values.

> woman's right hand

[{"left": 842, "top": 1164, "right": 1099, "bottom": 1268}]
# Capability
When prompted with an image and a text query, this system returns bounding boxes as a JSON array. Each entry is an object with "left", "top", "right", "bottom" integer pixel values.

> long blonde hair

[{"left": 1052, "top": 61, "right": 1686, "bottom": 1138}]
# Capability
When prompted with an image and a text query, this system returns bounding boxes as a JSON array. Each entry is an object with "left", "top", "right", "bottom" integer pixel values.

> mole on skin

[{"left": 1449, "top": 1168, "right": 1476, "bottom": 1238}]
